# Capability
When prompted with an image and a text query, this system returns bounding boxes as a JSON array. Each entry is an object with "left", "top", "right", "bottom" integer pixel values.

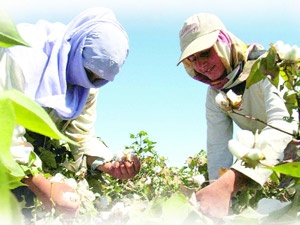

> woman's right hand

[
  {"left": 99, "top": 154, "right": 141, "bottom": 179},
  {"left": 23, "top": 174, "right": 80, "bottom": 215}
]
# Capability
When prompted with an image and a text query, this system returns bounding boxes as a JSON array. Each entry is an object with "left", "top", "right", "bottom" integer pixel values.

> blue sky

[{"left": 4, "top": 0, "right": 300, "bottom": 166}]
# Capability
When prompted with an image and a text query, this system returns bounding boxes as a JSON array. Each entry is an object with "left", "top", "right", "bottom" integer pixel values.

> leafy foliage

[
  {"left": 89, "top": 131, "right": 208, "bottom": 201},
  {"left": 1, "top": 8, "right": 300, "bottom": 225},
  {"left": 0, "top": 10, "right": 79, "bottom": 224},
  {"left": 0, "top": 9, "right": 29, "bottom": 47},
  {"left": 21, "top": 130, "right": 299, "bottom": 224},
  {"left": 246, "top": 46, "right": 280, "bottom": 89}
]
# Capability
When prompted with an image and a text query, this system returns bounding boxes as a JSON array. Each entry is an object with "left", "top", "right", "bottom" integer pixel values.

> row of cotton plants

[
  {"left": 19, "top": 129, "right": 298, "bottom": 225},
  {"left": 1, "top": 9, "right": 299, "bottom": 225}
]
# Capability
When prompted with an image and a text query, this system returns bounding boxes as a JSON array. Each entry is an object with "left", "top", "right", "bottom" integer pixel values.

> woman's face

[
  {"left": 85, "top": 69, "right": 105, "bottom": 83},
  {"left": 188, "top": 47, "right": 226, "bottom": 89}
]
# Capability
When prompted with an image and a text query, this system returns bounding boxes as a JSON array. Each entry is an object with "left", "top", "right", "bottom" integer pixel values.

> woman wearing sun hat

[
  {"left": 0, "top": 7, "right": 141, "bottom": 214},
  {"left": 177, "top": 13, "right": 297, "bottom": 218}
]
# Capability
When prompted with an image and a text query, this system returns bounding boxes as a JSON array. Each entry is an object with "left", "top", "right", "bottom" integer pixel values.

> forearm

[
  {"left": 216, "top": 169, "right": 249, "bottom": 195},
  {"left": 86, "top": 155, "right": 109, "bottom": 172}
]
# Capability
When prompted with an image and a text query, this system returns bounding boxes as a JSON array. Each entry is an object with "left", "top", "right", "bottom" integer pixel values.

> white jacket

[{"left": 206, "top": 74, "right": 298, "bottom": 186}]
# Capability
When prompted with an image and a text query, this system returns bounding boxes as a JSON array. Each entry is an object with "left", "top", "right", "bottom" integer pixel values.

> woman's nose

[{"left": 192, "top": 59, "right": 207, "bottom": 73}]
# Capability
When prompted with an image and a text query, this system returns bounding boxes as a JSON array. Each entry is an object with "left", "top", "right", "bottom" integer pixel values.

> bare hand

[
  {"left": 196, "top": 170, "right": 241, "bottom": 218},
  {"left": 23, "top": 174, "right": 80, "bottom": 215},
  {"left": 100, "top": 154, "right": 141, "bottom": 179}
]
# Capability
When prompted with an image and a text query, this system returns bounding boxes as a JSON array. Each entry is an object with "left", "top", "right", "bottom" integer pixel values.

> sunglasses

[{"left": 187, "top": 48, "right": 212, "bottom": 63}]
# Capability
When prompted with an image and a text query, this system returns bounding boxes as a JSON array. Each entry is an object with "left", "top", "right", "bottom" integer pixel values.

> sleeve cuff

[{"left": 231, "top": 160, "right": 273, "bottom": 186}]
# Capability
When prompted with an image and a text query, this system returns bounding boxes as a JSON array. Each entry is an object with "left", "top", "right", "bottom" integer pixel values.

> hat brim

[{"left": 177, "top": 31, "right": 219, "bottom": 66}]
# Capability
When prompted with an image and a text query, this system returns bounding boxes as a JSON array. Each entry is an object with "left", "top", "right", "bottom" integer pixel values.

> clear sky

[{"left": 3, "top": 0, "right": 300, "bottom": 166}]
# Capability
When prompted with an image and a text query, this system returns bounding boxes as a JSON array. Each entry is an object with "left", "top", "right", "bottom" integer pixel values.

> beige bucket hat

[{"left": 177, "top": 13, "right": 226, "bottom": 66}]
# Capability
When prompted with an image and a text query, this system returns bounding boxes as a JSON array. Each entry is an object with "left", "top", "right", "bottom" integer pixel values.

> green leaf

[
  {"left": 0, "top": 97, "right": 25, "bottom": 177},
  {"left": 6, "top": 171, "right": 25, "bottom": 190},
  {"left": 1, "top": 89, "right": 78, "bottom": 146},
  {"left": 283, "top": 91, "right": 298, "bottom": 116},
  {"left": 39, "top": 148, "right": 57, "bottom": 169},
  {"left": 246, "top": 59, "right": 266, "bottom": 88},
  {"left": 223, "top": 207, "right": 266, "bottom": 225},
  {"left": 0, "top": 9, "right": 30, "bottom": 47},
  {"left": 0, "top": 161, "right": 24, "bottom": 225},
  {"left": 263, "top": 200, "right": 300, "bottom": 224},
  {"left": 161, "top": 194, "right": 191, "bottom": 222},
  {"left": 0, "top": 97, "right": 15, "bottom": 156},
  {"left": 246, "top": 46, "right": 280, "bottom": 89},
  {"left": 267, "top": 162, "right": 300, "bottom": 178}
]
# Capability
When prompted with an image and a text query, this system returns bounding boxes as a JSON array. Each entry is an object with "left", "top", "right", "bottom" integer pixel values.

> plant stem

[{"left": 231, "top": 110, "right": 295, "bottom": 137}]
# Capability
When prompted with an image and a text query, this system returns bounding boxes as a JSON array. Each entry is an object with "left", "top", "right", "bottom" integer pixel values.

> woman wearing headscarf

[
  {"left": 0, "top": 7, "right": 140, "bottom": 213},
  {"left": 177, "top": 13, "right": 297, "bottom": 218}
]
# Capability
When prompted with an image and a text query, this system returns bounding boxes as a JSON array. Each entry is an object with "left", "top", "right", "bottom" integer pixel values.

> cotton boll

[
  {"left": 192, "top": 174, "right": 205, "bottom": 186},
  {"left": 114, "top": 148, "right": 135, "bottom": 162},
  {"left": 226, "top": 90, "right": 242, "bottom": 107},
  {"left": 50, "top": 173, "right": 66, "bottom": 183},
  {"left": 63, "top": 192, "right": 81, "bottom": 203},
  {"left": 123, "top": 149, "right": 134, "bottom": 162},
  {"left": 114, "top": 151, "right": 124, "bottom": 161},
  {"left": 273, "top": 41, "right": 300, "bottom": 62},
  {"left": 215, "top": 92, "right": 229, "bottom": 107},
  {"left": 289, "top": 45, "right": 300, "bottom": 61},
  {"left": 274, "top": 41, "right": 291, "bottom": 60},
  {"left": 215, "top": 90, "right": 242, "bottom": 111},
  {"left": 273, "top": 40, "right": 284, "bottom": 51},
  {"left": 66, "top": 178, "right": 78, "bottom": 190},
  {"left": 111, "top": 202, "right": 128, "bottom": 217},
  {"left": 153, "top": 166, "right": 162, "bottom": 173},
  {"left": 145, "top": 176, "right": 152, "bottom": 185},
  {"left": 76, "top": 179, "right": 96, "bottom": 202}
]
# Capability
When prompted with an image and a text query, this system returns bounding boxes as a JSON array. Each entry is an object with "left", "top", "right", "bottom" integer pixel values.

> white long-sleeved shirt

[{"left": 206, "top": 74, "right": 298, "bottom": 186}]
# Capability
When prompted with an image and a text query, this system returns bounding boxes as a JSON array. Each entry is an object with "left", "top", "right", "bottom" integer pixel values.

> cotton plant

[
  {"left": 228, "top": 129, "right": 265, "bottom": 168},
  {"left": 96, "top": 196, "right": 149, "bottom": 224},
  {"left": 27, "top": 173, "right": 97, "bottom": 224},
  {"left": 26, "top": 147, "right": 140, "bottom": 223},
  {"left": 246, "top": 40, "right": 300, "bottom": 127},
  {"left": 64, "top": 148, "right": 136, "bottom": 177},
  {"left": 49, "top": 173, "right": 97, "bottom": 212},
  {"left": 99, "top": 202, "right": 130, "bottom": 222},
  {"left": 217, "top": 41, "right": 300, "bottom": 168},
  {"left": 273, "top": 40, "right": 300, "bottom": 62},
  {"left": 49, "top": 173, "right": 81, "bottom": 203}
]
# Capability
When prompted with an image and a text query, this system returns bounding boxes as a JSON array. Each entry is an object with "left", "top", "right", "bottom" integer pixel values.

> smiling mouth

[{"left": 211, "top": 80, "right": 221, "bottom": 85}]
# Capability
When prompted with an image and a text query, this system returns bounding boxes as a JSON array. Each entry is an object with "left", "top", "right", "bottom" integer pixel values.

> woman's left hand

[{"left": 196, "top": 169, "right": 244, "bottom": 218}]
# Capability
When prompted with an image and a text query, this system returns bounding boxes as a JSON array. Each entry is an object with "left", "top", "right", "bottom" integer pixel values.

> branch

[{"left": 231, "top": 110, "right": 295, "bottom": 137}]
